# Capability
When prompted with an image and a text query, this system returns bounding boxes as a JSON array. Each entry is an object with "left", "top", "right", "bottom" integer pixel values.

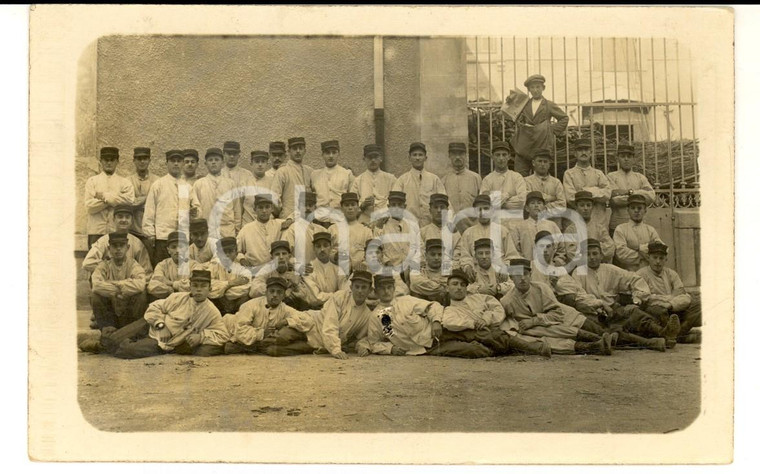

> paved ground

[{"left": 78, "top": 335, "right": 701, "bottom": 433}]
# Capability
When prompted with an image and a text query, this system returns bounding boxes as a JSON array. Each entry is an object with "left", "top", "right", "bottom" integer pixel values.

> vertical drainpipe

[{"left": 374, "top": 36, "right": 386, "bottom": 170}]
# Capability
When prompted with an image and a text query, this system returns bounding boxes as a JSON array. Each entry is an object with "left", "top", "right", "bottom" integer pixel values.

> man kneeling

[{"left": 101, "top": 270, "right": 229, "bottom": 359}]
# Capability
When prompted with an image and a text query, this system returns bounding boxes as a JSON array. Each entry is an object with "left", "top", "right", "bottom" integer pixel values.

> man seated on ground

[
  {"left": 147, "top": 231, "right": 199, "bottom": 300},
  {"left": 564, "top": 191, "right": 616, "bottom": 264},
  {"left": 466, "top": 238, "right": 514, "bottom": 300},
  {"left": 637, "top": 242, "right": 701, "bottom": 344},
  {"left": 303, "top": 231, "right": 348, "bottom": 310},
  {"left": 440, "top": 269, "right": 551, "bottom": 358},
  {"left": 224, "top": 276, "right": 314, "bottom": 357},
  {"left": 418, "top": 193, "right": 462, "bottom": 271},
  {"left": 357, "top": 275, "right": 458, "bottom": 357},
  {"left": 500, "top": 258, "right": 614, "bottom": 356},
  {"left": 304, "top": 270, "right": 374, "bottom": 360},
  {"left": 409, "top": 239, "right": 451, "bottom": 305},
  {"left": 613, "top": 194, "right": 664, "bottom": 271},
  {"left": 188, "top": 218, "right": 219, "bottom": 266},
  {"left": 207, "top": 237, "right": 252, "bottom": 315},
  {"left": 101, "top": 270, "right": 228, "bottom": 359},
  {"left": 237, "top": 194, "right": 289, "bottom": 272},
  {"left": 573, "top": 239, "right": 678, "bottom": 350},
  {"left": 79, "top": 232, "right": 149, "bottom": 353},
  {"left": 249, "top": 240, "right": 315, "bottom": 310},
  {"left": 344, "top": 239, "right": 409, "bottom": 309},
  {"left": 82, "top": 204, "right": 153, "bottom": 278},
  {"left": 458, "top": 194, "right": 521, "bottom": 283},
  {"left": 510, "top": 190, "right": 566, "bottom": 265}
]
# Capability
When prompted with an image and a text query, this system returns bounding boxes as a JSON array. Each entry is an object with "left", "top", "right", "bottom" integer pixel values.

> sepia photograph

[{"left": 28, "top": 5, "right": 734, "bottom": 464}]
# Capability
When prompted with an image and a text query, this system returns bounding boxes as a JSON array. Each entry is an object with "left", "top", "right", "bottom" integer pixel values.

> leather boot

[
  {"left": 618, "top": 332, "right": 666, "bottom": 352},
  {"left": 508, "top": 335, "right": 551, "bottom": 358},
  {"left": 645, "top": 315, "right": 681, "bottom": 349},
  {"left": 574, "top": 333, "right": 613, "bottom": 355}
]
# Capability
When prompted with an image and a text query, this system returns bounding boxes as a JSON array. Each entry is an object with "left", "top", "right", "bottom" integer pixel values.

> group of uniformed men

[{"left": 78, "top": 130, "right": 701, "bottom": 361}]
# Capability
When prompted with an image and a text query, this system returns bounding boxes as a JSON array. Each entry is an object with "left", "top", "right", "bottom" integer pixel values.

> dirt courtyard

[{"left": 78, "top": 342, "right": 701, "bottom": 433}]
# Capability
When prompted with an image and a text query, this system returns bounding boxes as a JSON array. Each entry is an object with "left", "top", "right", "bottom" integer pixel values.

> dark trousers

[
  {"left": 91, "top": 291, "right": 148, "bottom": 330},
  {"left": 643, "top": 293, "right": 702, "bottom": 336},
  {"left": 226, "top": 327, "right": 313, "bottom": 357},
  {"left": 153, "top": 239, "right": 169, "bottom": 265},
  {"left": 426, "top": 339, "right": 493, "bottom": 359},
  {"left": 439, "top": 328, "right": 510, "bottom": 355},
  {"left": 211, "top": 295, "right": 250, "bottom": 316},
  {"left": 130, "top": 232, "right": 156, "bottom": 267},
  {"left": 109, "top": 336, "right": 224, "bottom": 359},
  {"left": 87, "top": 234, "right": 104, "bottom": 250}
]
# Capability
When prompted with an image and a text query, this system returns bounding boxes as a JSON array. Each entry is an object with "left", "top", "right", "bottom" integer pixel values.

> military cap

[
  {"left": 525, "top": 190, "right": 546, "bottom": 204},
  {"left": 447, "top": 268, "right": 470, "bottom": 283},
  {"left": 167, "top": 231, "right": 187, "bottom": 244},
  {"left": 303, "top": 191, "right": 318, "bottom": 204},
  {"left": 448, "top": 142, "right": 467, "bottom": 153},
  {"left": 189, "top": 218, "right": 208, "bottom": 232},
  {"left": 387, "top": 191, "right": 406, "bottom": 203},
  {"left": 266, "top": 276, "right": 288, "bottom": 289},
  {"left": 312, "top": 231, "right": 332, "bottom": 244},
  {"left": 340, "top": 192, "right": 360, "bottom": 204},
  {"left": 270, "top": 240, "right": 291, "bottom": 254},
  {"left": 492, "top": 141, "right": 512, "bottom": 153},
  {"left": 269, "top": 141, "right": 286, "bottom": 153},
  {"left": 288, "top": 137, "right": 306, "bottom": 147},
  {"left": 534, "top": 230, "right": 553, "bottom": 244},
  {"left": 321, "top": 140, "right": 340, "bottom": 152},
  {"left": 133, "top": 147, "right": 151, "bottom": 158},
  {"left": 107, "top": 232, "right": 129, "bottom": 245},
  {"left": 425, "top": 238, "right": 444, "bottom": 251},
  {"left": 251, "top": 150, "right": 269, "bottom": 161},
  {"left": 373, "top": 274, "right": 395, "bottom": 286},
  {"left": 429, "top": 193, "right": 449, "bottom": 206},
  {"left": 351, "top": 270, "right": 373, "bottom": 284},
  {"left": 223, "top": 141, "right": 240, "bottom": 152},
  {"left": 204, "top": 148, "right": 223, "bottom": 159},
  {"left": 190, "top": 270, "right": 212, "bottom": 283},
  {"left": 182, "top": 149, "right": 199, "bottom": 160},
  {"left": 472, "top": 194, "right": 492, "bottom": 207},
  {"left": 166, "top": 149, "right": 184, "bottom": 160},
  {"left": 574, "top": 138, "right": 592, "bottom": 149},
  {"left": 523, "top": 74, "right": 546, "bottom": 87},
  {"left": 532, "top": 149, "right": 552, "bottom": 160},
  {"left": 617, "top": 143, "right": 635, "bottom": 155},
  {"left": 363, "top": 144, "right": 382, "bottom": 156},
  {"left": 648, "top": 242, "right": 669, "bottom": 255},
  {"left": 574, "top": 190, "right": 594, "bottom": 203},
  {"left": 474, "top": 238, "right": 493, "bottom": 250},
  {"left": 217, "top": 236, "right": 237, "bottom": 250},
  {"left": 100, "top": 147, "right": 119, "bottom": 160},
  {"left": 409, "top": 142, "right": 426, "bottom": 153},
  {"left": 627, "top": 194, "right": 647, "bottom": 206},
  {"left": 585, "top": 238, "right": 602, "bottom": 250},
  {"left": 510, "top": 258, "right": 532, "bottom": 270},
  {"left": 112, "top": 204, "right": 134, "bottom": 216},
  {"left": 365, "top": 238, "right": 384, "bottom": 251},
  {"left": 254, "top": 194, "right": 274, "bottom": 205}
]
